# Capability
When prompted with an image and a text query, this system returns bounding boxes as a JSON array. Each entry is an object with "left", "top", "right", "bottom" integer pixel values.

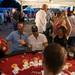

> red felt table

[
  {"left": 0, "top": 52, "right": 75, "bottom": 75},
  {"left": 0, "top": 52, "right": 43, "bottom": 75}
]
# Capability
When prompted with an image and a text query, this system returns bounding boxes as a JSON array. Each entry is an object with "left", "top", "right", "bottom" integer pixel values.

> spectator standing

[
  {"left": 35, "top": 4, "right": 48, "bottom": 33},
  {"left": 53, "top": 11, "right": 71, "bottom": 39}
]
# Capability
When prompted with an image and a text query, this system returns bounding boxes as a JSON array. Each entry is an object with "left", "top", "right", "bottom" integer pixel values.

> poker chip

[
  {"left": 11, "top": 64, "right": 21, "bottom": 75},
  {"left": 38, "top": 60, "right": 42, "bottom": 66},
  {"left": 22, "top": 59, "right": 30, "bottom": 70},
  {"left": 29, "top": 61, "right": 34, "bottom": 67}
]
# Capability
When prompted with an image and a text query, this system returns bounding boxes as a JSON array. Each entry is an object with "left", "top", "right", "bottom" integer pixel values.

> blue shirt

[{"left": 6, "top": 31, "right": 28, "bottom": 52}]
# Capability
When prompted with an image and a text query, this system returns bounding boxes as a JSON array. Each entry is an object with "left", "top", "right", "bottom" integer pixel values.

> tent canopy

[
  {"left": 23, "top": 6, "right": 35, "bottom": 13},
  {"left": 0, "top": 0, "right": 21, "bottom": 11}
]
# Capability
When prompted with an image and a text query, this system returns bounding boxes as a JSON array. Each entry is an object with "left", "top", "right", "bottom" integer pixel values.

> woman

[
  {"left": 54, "top": 26, "right": 68, "bottom": 48},
  {"left": 53, "top": 11, "right": 71, "bottom": 38}
]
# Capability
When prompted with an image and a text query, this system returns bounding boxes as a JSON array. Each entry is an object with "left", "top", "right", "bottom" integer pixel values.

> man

[
  {"left": 43, "top": 43, "right": 67, "bottom": 75},
  {"left": 6, "top": 22, "right": 28, "bottom": 53},
  {"left": 35, "top": 4, "right": 48, "bottom": 33},
  {"left": 28, "top": 26, "right": 48, "bottom": 51}
]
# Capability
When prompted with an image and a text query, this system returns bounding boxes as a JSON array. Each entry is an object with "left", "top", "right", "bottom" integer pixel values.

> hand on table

[{"left": 19, "top": 40, "right": 27, "bottom": 46}]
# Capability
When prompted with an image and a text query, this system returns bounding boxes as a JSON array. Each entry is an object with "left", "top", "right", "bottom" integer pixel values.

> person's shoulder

[
  {"left": 29, "top": 34, "right": 33, "bottom": 38},
  {"left": 10, "top": 31, "right": 17, "bottom": 34},
  {"left": 23, "top": 32, "right": 28, "bottom": 35},
  {"left": 36, "top": 10, "right": 44, "bottom": 14},
  {"left": 28, "top": 34, "right": 34, "bottom": 39},
  {"left": 23, "top": 32, "right": 28, "bottom": 38},
  {"left": 72, "top": 15, "right": 75, "bottom": 19},
  {"left": 37, "top": 9, "right": 42, "bottom": 12},
  {"left": 39, "top": 33, "right": 46, "bottom": 37},
  {"left": 41, "top": 10, "right": 46, "bottom": 14},
  {"left": 70, "top": 15, "right": 75, "bottom": 18}
]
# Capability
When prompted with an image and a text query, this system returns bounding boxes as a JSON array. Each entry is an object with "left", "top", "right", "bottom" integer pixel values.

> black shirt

[
  {"left": 54, "top": 35, "right": 67, "bottom": 48},
  {"left": 0, "top": 50, "right": 5, "bottom": 58}
]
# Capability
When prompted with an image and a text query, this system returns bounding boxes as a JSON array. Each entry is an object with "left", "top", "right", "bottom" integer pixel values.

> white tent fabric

[
  {"left": 51, "top": 0, "right": 75, "bottom": 6},
  {"left": 20, "top": 0, "right": 75, "bottom": 7}
]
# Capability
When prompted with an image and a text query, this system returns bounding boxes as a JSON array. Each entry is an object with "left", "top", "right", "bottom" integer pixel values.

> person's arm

[
  {"left": 6, "top": 31, "right": 14, "bottom": 42},
  {"left": 43, "top": 42, "right": 48, "bottom": 48},
  {"left": 19, "top": 34, "right": 28, "bottom": 46},
  {"left": 28, "top": 36, "right": 32, "bottom": 50},
  {"left": 0, "top": 39, "right": 8, "bottom": 54},
  {"left": 40, "top": 11, "right": 47, "bottom": 32},
  {"left": 5, "top": 32, "right": 14, "bottom": 52},
  {"left": 42, "top": 34, "right": 48, "bottom": 48},
  {"left": 18, "top": 40, "right": 28, "bottom": 46},
  {"left": 64, "top": 13, "right": 72, "bottom": 39}
]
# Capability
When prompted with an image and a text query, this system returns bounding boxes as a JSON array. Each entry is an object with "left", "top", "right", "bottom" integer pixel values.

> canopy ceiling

[{"left": 20, "top": 0, "right": 75, "bottom": 7}]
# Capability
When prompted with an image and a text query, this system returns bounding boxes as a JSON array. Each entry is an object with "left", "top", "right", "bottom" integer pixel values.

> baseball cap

[{"left": 32, "top": 26, "right": 38, "bottom": 32}]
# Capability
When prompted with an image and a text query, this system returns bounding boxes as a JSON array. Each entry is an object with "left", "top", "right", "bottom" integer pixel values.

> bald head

[{"left": 42, "top": 4, "right": 48, "bottom": 12}]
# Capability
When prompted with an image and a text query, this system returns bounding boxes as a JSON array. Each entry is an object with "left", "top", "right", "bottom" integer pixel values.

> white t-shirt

[
  {"left": 35, "top": 10, "right": 47, "bottom": 33},
  {"left": 28, "top": 33, "right": 47, "bottom": 51}
]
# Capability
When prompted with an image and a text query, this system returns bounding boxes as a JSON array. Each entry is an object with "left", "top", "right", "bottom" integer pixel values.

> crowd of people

[{"left": 0, "top": 4, "right": 75, "bottom": 75}]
